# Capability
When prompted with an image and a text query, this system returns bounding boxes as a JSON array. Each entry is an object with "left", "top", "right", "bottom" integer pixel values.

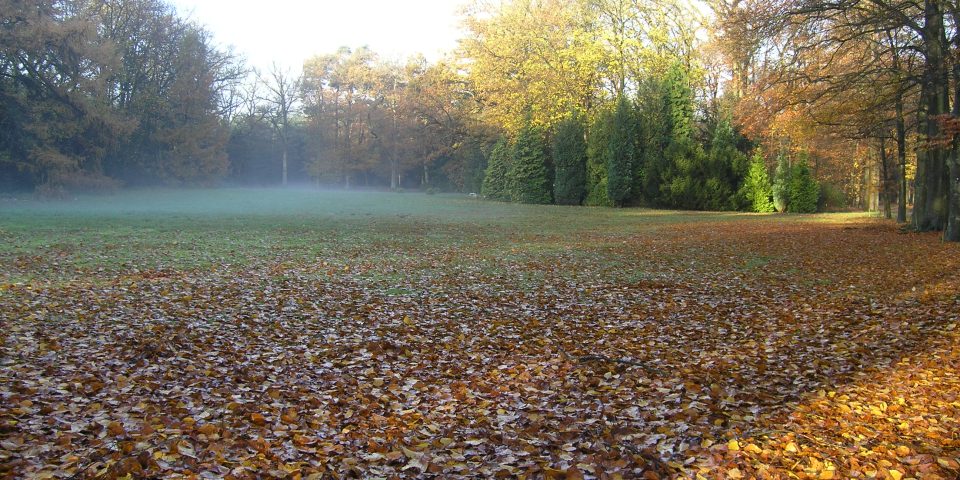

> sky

[{"left": 169, "top": 0, "right": 466, "bottom": 73}]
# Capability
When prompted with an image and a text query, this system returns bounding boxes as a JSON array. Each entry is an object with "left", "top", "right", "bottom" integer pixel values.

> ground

[{"left": 0, "top": 188, "right": 958, "bottom": 479}]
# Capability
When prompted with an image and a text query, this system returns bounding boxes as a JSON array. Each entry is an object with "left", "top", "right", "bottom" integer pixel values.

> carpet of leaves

[{"left": 2, "top": 216, "right": 959, "bottom": 479}]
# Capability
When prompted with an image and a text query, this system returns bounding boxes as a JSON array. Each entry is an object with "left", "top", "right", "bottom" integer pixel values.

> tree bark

[
  {"left": 895, "top": 89, "right": 908, "bottom": 223},
  {"left": 914, "top": 0, "right": 951, "bottom": 232},
  {"left": 948, "top": 162, "right": 960, "bottom": 241},
  {"left": 282, "top": 147, "right": 288, "bottom": 186},
  {"left": 879, "top": 137, "right": 892, "bottom": 219}
]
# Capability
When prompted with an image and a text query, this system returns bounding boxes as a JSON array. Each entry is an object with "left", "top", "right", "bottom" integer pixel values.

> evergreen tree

[
  {"left": 637, "top": 79, "right": 669, "bottom": 204},
  {"left": 703, "top": 118, "right": 748, "bottom": 210},
  {"left": 509, "top": 120, "right": 552, "bottom": 204},
  {"left": 585, "top": 107, "right": 613, "bottom": 206},
  {"left": 740, "top": 150, "right": 775, "bottom": 212},
  {"left": 666, "top": 62, "right": 694, "bottom": 142},
  {"left": 552, "top": 113, "right": 588, "bottom": 205},
  {"left": 772, "top": 153, "right": 792, "bottom": 212},
  {"left": 607, "top": 97, "right": 635, "bottom": 207},
  {"left": 789, "top": 160, "right": 820, "bottom": 213},
  {"left": 481, "top": 137, "right": 512, "bottom": 201},
  {"left": 658, "top": 61, "right": 703, "bottom": 208}
]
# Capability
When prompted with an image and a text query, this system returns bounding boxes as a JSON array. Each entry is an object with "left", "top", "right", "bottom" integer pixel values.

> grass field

[{"left": 1, "top": 188, "right": 959, "bottom": 479}]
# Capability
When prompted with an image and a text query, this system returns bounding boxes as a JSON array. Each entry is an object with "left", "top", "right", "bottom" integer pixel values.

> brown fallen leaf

[
  {"left": 250, "top": 413, "right": 267, "bottom": 426},
  {"left": 107, "top": 421, "right": 125, "bottom": 437}
]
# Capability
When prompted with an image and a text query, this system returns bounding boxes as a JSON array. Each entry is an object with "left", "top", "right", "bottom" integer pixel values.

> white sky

[{"left": 170, "top": 0, "right": 467, "bottom": 72}]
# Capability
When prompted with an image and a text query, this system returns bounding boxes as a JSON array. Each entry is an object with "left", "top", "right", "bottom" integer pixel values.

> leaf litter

[{"left": 1, "top": 217, "right": 959, "bottom": 479}]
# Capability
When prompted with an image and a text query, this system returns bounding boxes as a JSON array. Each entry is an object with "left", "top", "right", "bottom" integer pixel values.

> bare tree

[{"left": 257, "top": 63, "right": 302, "bottom": 186}]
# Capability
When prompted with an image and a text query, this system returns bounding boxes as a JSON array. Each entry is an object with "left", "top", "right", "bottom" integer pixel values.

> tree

[
  {"left": 509, "top": 119, "right": 552, "bottom": 204},
  {"left": 772, "top": 154, "right": 791, "bottom": 212},
  {"left": 606, "top": 97, "right": 635, "bottom": 206},
  {"left": 481, "top": 137, "right": 513, "bottom": 201},
  {"left": 658, "top": 62, "right": 707, "bottom": 209},
  {"left": 94, "top": 0, "right": 239, "bottom": 186},
  {"left": 740, "top": 150, "right": 775, "bottom": 212},
  {"left": 461, "top": 0, "right": 603, "bottom": 132},
  {"left": 552, "top": 113, "right": 588, "bottom": 205},
  {"left": 0, "top": 0, "right": 125, "bottom": 190},
  {"left": 705, "top": 117, "right": 749, "bottom": 210},
  {"left": 585, "top": 107, "right": 614, "bottom": 206},
  {"left": 789, "top": 160, "right": 820, "bottom": 213},
  {"left": 259, "top": 64, "right": 301, "bottom": 186}
]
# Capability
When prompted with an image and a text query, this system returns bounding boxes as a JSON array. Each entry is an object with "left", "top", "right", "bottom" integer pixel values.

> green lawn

[
  {"left": 1, "top": 189, "right": 958, "bottom": 479},
  {"left": 0, "top": 187, "right": 865, "bottom": 284}
]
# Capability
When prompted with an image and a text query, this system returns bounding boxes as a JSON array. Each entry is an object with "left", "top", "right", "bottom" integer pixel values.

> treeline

[
  {"left": 480, "top": 73, "right": 819, "bottom": 212},
  {"left": 466, "top": 3, "right": 819, "bottom": 212},
  {"left": 225, "top": 52, "right": 489, "bottom": 192},
  {"left": 6, "top": 0, "right": 960, "bottom": 240},
  {"left": 713, "top": 0, "right": 960, "bottom": 239},
  {"left": 0, "top": 0, "right": 243, "bottom": 193}
]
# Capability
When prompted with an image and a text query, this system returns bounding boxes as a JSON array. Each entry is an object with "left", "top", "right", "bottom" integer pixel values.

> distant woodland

[{"left": 2, "top": 0, "right": 960, "bottom": 239}]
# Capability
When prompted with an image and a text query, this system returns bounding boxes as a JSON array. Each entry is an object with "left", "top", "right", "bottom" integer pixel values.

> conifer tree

[
  {"left": 509, "top": 120, "right": 552, "bottom": 204},
  {"left": 772, "top": 154, "right": 792, "bottom": 212},
  {"left": 704, "top": 118, "right": 748, "bottom": 210},
  {"left": 552, "top": 113, "right": 587, "bottom": 205},
  {"left": 658, "top": 61, "right": 703, "bottom": 208},
  {"left": 607, "top": 97, "right": 635, "bottom": 207},
  {"left": 585, "top": 107, "right": 613, "bottom": 206},
  {"left": 481, "top": 137, "right": 512, "bottom": 201},
  {"left": 740, "top": 150, "right": 775, "bottom": 212},
  {"left": 789, "top": 160, "right": 820, "bottom": 213}
]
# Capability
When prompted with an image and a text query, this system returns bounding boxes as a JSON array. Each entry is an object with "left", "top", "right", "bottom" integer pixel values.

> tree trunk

[
  {"left": 915, "top": 0, "right": 951, "bottom": 231},
  {"left": 948, "top": 161, "right": 960, "bottom": 241},
  {"left": 282, "top": 146, "right": 288, "bottom": 187},
  {"left": 946, "top": 38, "right": 960, "bottom": 241},
  {"left": 896, "top": 90, "right": 908, "bottom": 223},
  {"left": 879, "top": 137, "right": 892, "bottom": 219}
]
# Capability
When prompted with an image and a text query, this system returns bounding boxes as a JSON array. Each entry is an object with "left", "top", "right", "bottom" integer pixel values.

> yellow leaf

[
  {"left": 784, "top": 442, "right": 799, "bottom": 453},
  {"left": 819, "top": 469, "right": 835, "bottom": 479},
  {"left": 937, "top": 457, "right": 960, "bottom": 470},
  {"left": 727, "top": 467, "right": 743, "bottom": 479},
  {"left": 744, "top": 443, "right": 763, "bottom": 454},
  {"left": 403, "top": 315, "right": 414, "bottom": 325},
  {"left": 727, "top": 439, "right": 740, "bottom": 452},
  {"left": 888, "top": 469, "right": 902, "bottom": 480}
]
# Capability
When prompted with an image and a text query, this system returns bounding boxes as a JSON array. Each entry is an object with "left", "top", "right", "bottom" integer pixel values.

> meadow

[{"left": 1, "top": 189, "right": 958, "bottom": 479}]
